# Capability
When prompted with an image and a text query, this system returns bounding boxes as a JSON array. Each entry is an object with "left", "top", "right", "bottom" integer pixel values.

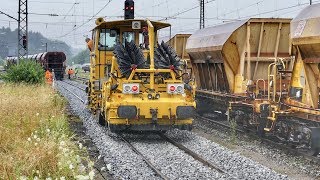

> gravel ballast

[
  {"left": 123, "top": 134, "right": 227, "bottom": 179},
  {"left": 166, "top": 129, "right": 288, "bottom": 180}
]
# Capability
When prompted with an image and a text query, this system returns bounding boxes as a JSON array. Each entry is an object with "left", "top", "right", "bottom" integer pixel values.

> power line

[
  {"left": 29, "top": 12, "right": 94, "bottom": 17},
  {"left": 165, "top": 0, "right": 317, "bottom": 37},
  {"left": 0, "top": 19, "right": 95, "bottom": 27},
  {"left": 60, "top": 2, "right": 80, "bottom": 21},
  {"left": 159, "top": 0, "right": 266, "bottom": 36},
  {"left": 221, "top": 0, "right": 264, "bottom": 17},
  {"left": 239, "top": 0, "right": 318, "bottom": 19},
  {"left": 29, "top": 12, "right": 59, "bottom": 16},
  {"left": 0, "top": 10, "right": 18, "bottom": 21},
  {"left": 29, "top": 1, "right": 80, "bottom": 4},
  {"left": 55, "top": 0, "right": 113, "bottom": 39},
  {"left": 158, "top": 0, "right": 216, "bottom": 21}
]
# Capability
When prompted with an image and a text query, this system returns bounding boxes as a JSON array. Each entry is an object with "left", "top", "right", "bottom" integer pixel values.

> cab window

[
  {"left": 99, "top": 29, "right": 118, "bottom": 51},
  {"left": 122, "top": 31, "right": 135, "bottom": 45},
  {"left": 139, "top": 33, "right": 144, "bottom": 46}
]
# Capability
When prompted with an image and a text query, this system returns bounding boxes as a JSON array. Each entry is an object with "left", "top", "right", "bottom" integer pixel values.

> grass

[
  {"left": 0, "top": 83, "right": 95, "bottom": 179},
  {"left": 227, "top": 113, "right": 238, "bottom": 144},
  {"left": 1, "top": 60, "right": 44, "bottom": 84}
]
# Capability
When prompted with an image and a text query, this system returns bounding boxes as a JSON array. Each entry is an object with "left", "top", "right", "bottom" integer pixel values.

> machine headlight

[
  {"left": 176, "top": 85, "right": 184, "bottom": 93},
  {"left": 124, "top": 85, "right": 131, "bottom": 92},
  {"left": 167, "top": 84, "right": 184, "bottom": 94},
  {"left": 122, "top": 83, "right": 140, "bottom": 94}
]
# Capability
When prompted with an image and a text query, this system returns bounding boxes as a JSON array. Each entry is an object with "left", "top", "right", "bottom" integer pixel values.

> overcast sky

[{"left": 0, "top": 0, "right": 315, "bottom": 49}]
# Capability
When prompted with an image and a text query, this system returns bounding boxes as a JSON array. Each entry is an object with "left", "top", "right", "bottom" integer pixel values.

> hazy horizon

[{"left": 0, "top": 0, "right": 315, "bottom": 49}]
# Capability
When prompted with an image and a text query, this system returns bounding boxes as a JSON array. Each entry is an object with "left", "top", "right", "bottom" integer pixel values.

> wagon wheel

[
  {"left": 257, "top": 118, "right": 267, "bottom": 137},
  {"left": 312, "top": 148, "right": 320, "bottom": 156}
]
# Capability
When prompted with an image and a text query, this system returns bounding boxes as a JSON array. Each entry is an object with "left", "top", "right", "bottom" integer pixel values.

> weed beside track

[{"left": 0, "top": 84, "right": 94, "bottom": 179}]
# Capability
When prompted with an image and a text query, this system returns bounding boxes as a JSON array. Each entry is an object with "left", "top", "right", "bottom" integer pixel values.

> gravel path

[
  {"left": 123, "top": 133, "right": 228, "bottom": 179},
  {"left": 56, "top": 81, "right": 160, "bottom": 179},
  {"left": 166, "top": 129, "right": 289, "bottom": 180}
]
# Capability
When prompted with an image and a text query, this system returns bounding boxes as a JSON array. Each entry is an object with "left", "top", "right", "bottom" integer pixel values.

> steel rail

[
  {"left": 58, "top": 81, "right": 86, "bottom": 103},
  {"left": 118, "top": 135, "right": 169, "bottom": 180},
  {"left": 76, "top": 76, "right": 89, "bottom": 82},
  {"left": 58, "top": 81, "right": 107, "bottom": 179},
  {"left": 194, "top": 114, "right": 320, "bottom": 165},
  {"left": 158, "top": 133, "right": 234, "bottom": 177},
  {"left": 72, "top": 76, "right": 89, "bottom": 85},
  {"left": 61, "top": 80, "right": 86, "bottom": 91}
]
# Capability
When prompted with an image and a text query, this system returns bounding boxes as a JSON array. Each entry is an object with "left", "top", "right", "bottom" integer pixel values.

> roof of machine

[{"left": 94, "top": 19, "right": 171, "bottom": 30}]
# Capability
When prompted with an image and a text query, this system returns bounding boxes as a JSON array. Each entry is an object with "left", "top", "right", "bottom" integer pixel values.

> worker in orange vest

[
  {"left": 86, "top": 38, "right": 93, "bottom": 51},
  {"left": 67, "top": 69, "right": 71, "bottom": 79},
  {"left": 45, "top": 69, "right": 53, "bottom": 84}
]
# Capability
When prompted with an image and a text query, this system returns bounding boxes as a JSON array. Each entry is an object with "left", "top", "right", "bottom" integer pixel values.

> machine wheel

[{"left": 97, "top": 110, "right": 106, "bottom": 126}]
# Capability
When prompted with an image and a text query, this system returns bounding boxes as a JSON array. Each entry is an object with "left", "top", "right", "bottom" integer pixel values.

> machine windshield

[
  {"left": 99, "top": 29, "right": 118, "bottom": 50},
  {"left": 122, "top": 31, "right": 135, "bottom": 45}
]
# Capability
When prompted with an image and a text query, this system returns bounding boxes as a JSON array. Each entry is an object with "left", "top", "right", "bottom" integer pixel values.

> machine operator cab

[
  {"left": 96, "top": 20, "right": 155, "bottom": 51},
  {"left": 87, "top": 18, "right": 196, "bottom": 132}
]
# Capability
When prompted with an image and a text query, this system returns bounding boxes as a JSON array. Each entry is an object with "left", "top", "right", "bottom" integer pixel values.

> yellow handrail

[
  {"left": 267, "top": 61, "right": 276, "bottom": 101},
  {"left": 147, "top": 20, "right": 155, "bottom": 90},
  {"left": 256, "top": 79, "right": 266, "bottom": 96}
]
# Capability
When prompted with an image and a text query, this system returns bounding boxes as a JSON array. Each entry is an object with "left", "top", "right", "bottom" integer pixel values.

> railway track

[
  {"left": 58, "top": 81, "right": 86, "bottom": 103},
  {"left": 158, "top": 133, "right": 229, "bottom": 175},
  {"left": 118, "top": 134, "right": 169, "bottom": 180},
  {"left": 195, "top": 113, "right": 320, "bottom": 165},
  {"left": 120, "top": 132, "right": 234, "bottom": 179},
  {"left": 75, "top": 76, "right": 89, "bottom": 84},
  {"left": 60, "top": 80, "right": 86, "bottom": 91},
  {"left": 77, "top": 76, "right": 89, "bottom": 81}
]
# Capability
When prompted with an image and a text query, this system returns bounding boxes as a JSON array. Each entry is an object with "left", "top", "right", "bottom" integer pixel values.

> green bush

[{"left": 1, "top": 60, "right": 44, "bottom": 84}]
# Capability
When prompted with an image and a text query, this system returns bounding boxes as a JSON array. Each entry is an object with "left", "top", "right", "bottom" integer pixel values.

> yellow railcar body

[{"left": 88, "top": 18, "right": 196, "bottom": 131}]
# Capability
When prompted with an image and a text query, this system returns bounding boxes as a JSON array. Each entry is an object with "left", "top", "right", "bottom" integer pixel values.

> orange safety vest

[
  {"left": 87, "top": 40, "right": 93, "bottom": 51},
  {"left": 45, "top": 70, "right": 53, "bottom": 84}
]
